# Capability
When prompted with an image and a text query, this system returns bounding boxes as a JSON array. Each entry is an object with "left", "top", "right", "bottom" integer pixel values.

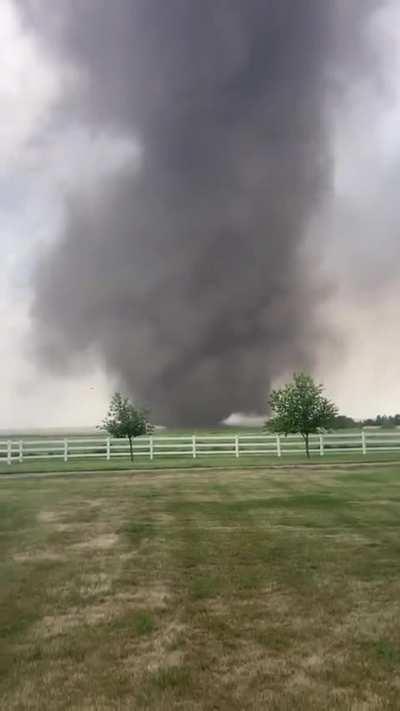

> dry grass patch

[
  {"left": 37, "top": 510, "right": 60, "bottom": 524},
  {"left": 13, "top": 550, "right": 66, "bottom": 563},
  {"left": 79, "top": 572, "right": 113, "bottom": 598},
  {"left": 2, "top": 465, "right": 400, "bottom": 709},
  {"left": 73, "top": 532, "right": 119, "bottom": 550}
]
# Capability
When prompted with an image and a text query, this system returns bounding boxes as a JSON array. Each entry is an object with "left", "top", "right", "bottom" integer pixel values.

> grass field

[
  {"left": 2, "top": 450, "right": 400, "bottom": 476},
  {"left": 2, "top": 465, "right": 400, "bottom": 709},
  {"left": 0, "top": 426, "right": 264, "bottom": 440}
]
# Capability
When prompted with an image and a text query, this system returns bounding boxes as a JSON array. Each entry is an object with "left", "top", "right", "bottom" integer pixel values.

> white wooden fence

[{"left": 1, "top": 431, "right": 400, "bottom": 465}]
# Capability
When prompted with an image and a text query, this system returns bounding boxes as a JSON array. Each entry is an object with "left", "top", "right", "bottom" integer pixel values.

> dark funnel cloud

[{"left": 19, "top": 0, "right": 376, "bottom": 425}]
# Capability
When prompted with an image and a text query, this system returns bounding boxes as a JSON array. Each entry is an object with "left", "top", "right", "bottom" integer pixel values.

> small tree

[
  {"left": 101, "top": 392, "right": 152, "bottom": 461},
  {"left": 267, "top": 372, "right": 337, "bottom": 458}
]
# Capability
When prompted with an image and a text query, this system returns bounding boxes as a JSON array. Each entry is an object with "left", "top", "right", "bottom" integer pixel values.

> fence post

[
  {"left": 19, "top": 440, "right": 23, "bottom": 463},
  {"left": 63, "top": 439, "right": 68, "bottom": 463},
  {"left": 319, "top": 434, "right": 324, "bottom": 456},
  {"left": 235, "top": 435, "right": 239, "bottom": 458},
  {"left": 7, "top": 440, "right": 12, "bottom": 465},
  {"left": 192, "top": 435, "right": 196, "bottom": 459},
  {"left": 361, "top": 431, "right": 367, "bottom": 455},
  {"left": 149, "top": 436, "right": 154, "bottom": 461},
  {"left": 106, "top": 437, "right": 111, "bottom": 461},
  {"left": 276, "top": 434, "right": 281, "bottom": 458}
]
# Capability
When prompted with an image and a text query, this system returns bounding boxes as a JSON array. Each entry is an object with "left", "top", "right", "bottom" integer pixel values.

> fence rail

[{"left": 1, "top": 432, "right": 400, "bottom": 465}]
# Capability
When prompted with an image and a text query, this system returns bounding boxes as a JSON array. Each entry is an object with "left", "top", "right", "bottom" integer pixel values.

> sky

[{"left": 1, "top": 0, "right": 400, "bottom": 429}]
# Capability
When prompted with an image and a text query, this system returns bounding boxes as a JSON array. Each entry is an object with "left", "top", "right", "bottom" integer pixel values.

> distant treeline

[{"left": 332, "top": 414, "right": 400, "bottom": 429}]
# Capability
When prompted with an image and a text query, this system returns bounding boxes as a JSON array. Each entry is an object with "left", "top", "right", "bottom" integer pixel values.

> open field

[
  {"left": 2, "top": 466, "right": 400, "bottom": 709},
  {"left": 0, "top": 427, "right": 264, "bottom": 440},
  {"left": 2, "top": 450, "right": 400, "bottom": 475}
]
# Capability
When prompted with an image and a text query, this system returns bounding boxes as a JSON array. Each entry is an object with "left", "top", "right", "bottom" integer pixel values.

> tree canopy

[
  {"left": 267, "top": 372, "right": 338, "bottom": 457},
  {"left": 101, "top": 392, "right": 151, "bottom": 461}
]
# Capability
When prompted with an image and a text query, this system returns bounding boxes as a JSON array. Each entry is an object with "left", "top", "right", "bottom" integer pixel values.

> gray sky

[{"left": 1, "top": 0, "right": 400, "bottom": 428}]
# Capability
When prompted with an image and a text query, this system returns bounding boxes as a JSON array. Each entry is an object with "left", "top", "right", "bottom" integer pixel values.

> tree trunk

[
  {"left": 128, "top": 436, "right": 134, "bottom": 462},
  {"left": 305, "top": 433, "right": 310, "bottom": 458}
]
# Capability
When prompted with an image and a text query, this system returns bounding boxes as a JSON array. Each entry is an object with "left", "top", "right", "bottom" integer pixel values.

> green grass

[
  {"left": 0, "top": 425, "right": 264, "bottom": 439},
  {"left": 2, "top": 464, "right": 400, "bottom": 708},
  {"left": 2, "top": 450, "right": 400, "bottom": 475}
]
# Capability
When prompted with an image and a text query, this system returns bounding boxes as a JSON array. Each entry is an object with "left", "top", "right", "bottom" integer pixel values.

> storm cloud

[{"left": 18, "top": 1, "right": 378, "bottom": 424}]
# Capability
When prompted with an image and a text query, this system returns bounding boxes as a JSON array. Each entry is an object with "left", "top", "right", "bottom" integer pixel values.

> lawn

[
  {"left": 2, "top": 450, "right": 400, "bottom": 476},
  {"left": 1, "top": 465, "right": 400, "bottom": 709}
]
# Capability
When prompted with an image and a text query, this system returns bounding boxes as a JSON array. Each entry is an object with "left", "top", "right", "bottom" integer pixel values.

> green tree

[
  {"left": 267, "top": 373, "right": 337, "bottom": 458},
  {"left": 331, "top": 414, "right": 356, "bottom": 430},
  {"left": 100, "top": 392, "right": 152, "bottom": 461}
]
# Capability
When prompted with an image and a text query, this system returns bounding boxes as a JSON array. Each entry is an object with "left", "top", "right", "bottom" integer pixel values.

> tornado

[{"left": 18, "top": 0, "right": 376, "bottom": 424}]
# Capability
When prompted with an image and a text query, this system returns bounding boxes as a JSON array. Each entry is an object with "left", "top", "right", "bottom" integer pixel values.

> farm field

[
  {"left": 2, "top": 450, "right": 400, "bottom": 475},
  {"left": 0, "top": 426, "right": 264, "bottom": 440},
  {"left": 2, "top": 466, "right": 400, "bottom": 709},
  {"left": 2, "top": 426, "right": 397, "bottom": 439}
]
